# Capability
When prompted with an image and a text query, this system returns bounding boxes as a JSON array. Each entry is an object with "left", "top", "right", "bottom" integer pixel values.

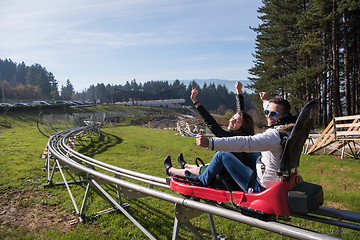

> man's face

[{"left": 265, "top": 102, "right": 288, "bottom": 126}]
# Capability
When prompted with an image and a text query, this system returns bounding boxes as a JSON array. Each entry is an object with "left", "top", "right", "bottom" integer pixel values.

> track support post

[{"left": 172, "top": 203, "right": 219, "bottom": 240}]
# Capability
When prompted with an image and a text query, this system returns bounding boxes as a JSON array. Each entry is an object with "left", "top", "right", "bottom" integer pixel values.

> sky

[{"left": 0, "top": 0, "right": 263, "bottom": 92}]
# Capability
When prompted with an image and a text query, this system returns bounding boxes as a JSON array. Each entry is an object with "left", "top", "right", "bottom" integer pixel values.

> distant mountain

[{"left": 166, "top": 79, "right": 253, "bottom": 93}]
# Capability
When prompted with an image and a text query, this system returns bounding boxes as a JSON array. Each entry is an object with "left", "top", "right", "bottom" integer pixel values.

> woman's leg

[
  {"left": 198, "top": 151, "right": 253, "bottom": 190},
  {"left": 168, "top": 166, "right": 200, "bottom": 175},
  {"left": 183, "top": 163, "right": 197, "bottom": 169}
]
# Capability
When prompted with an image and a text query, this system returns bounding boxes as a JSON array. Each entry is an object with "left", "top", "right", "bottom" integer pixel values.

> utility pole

[
  {"left": 111, "top": 85, "right": 113, "bottom": 103},
  {"left": 1, "top": 81, "right": 5, "bottom": 103}
]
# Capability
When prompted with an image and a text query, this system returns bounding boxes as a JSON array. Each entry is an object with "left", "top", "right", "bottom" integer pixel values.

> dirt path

[{"left": 0, "top": 189, "right": 74, "bottom": 234}]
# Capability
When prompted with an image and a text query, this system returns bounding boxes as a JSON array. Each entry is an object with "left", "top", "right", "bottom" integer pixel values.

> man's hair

[{"left": 269, "top": 97, "right": 291, "bottom": 114}]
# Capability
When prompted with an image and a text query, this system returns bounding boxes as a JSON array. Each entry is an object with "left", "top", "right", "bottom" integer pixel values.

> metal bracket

[
  {"left": 122, "top": 186, "right": 149, "bottom": 200},
  {"left": 175, "top": 203, "right": 204, "bottom": 223},
  {"left": 87, "top": 174, "right": 112, "bottom": 185},
  {"left": 172, "top": 203, "right": 219, "bottom": 240}
]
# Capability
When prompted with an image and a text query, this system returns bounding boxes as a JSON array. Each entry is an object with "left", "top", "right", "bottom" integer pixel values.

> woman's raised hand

[
  {"left": 190, "top": 88, "right": 199, "bottom": 103},
  {"left": 235, "top": 81, "right": 243, "bottom": 94}
]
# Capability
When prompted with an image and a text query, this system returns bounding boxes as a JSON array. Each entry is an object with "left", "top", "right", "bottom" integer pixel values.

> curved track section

[
  {"left": 176, "top": 116, "right": 219, "bottom": 137},
  {"left": 45, "top": 124, "right": 357, "bottom": 239}
]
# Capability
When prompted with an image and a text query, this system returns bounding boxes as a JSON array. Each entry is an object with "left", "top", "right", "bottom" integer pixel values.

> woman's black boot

[
  {"left": 164, "top": 156, "right": 173, "bottom": 176},
  {"left": 177, "top": 153, "right": 187, "bottom": 169}
]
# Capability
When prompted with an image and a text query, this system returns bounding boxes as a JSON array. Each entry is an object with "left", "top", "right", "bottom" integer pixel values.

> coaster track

[{"left": 41, "top": 113, "right": 360, "bottom": 240}]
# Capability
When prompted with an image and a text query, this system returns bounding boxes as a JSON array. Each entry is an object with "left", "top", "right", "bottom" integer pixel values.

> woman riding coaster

[
  {"left": 178, "top": 81, "right": 255, "bottom": 173},
  {"left": 176, "top": 82, "right": 255, "bottom": 190},
  {"left": 165, "top": 96, "right": 297, "bottom": 193},
  {"left": 191, "top": 81, "right": 254, "bottom": 138}
]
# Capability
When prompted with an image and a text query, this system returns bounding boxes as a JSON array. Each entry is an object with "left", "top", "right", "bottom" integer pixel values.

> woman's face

[{"left": 228, "top": 113, "right": 242, "bottom": 131}]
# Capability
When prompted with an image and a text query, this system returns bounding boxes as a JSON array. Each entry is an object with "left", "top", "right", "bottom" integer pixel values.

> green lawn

[{"left": 0, "top": 110, "right": 359, "bottom": 239}]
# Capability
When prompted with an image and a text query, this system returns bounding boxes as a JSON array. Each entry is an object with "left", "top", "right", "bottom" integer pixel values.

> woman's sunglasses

[{"left": 264, "top": 110, "right": 286, "bottom": 118}]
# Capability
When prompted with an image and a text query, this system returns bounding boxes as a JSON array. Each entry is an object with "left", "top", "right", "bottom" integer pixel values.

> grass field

[{"left": 0, "top": 107, "right": 360, "bottom": 239}]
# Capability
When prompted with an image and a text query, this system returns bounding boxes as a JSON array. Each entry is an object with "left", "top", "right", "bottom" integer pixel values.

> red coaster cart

[{"left": 169, "top": 101, "right": 324, "bottom": 218}]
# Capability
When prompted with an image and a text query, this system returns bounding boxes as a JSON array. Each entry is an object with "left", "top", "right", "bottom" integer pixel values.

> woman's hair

[{"left": 236, "top": 111, "right": 255, "bottom": 135}]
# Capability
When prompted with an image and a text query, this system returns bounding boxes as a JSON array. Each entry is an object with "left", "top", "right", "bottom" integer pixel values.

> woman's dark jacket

[{"left": 196, "top": 94, "right": 252, "bottom": 167}]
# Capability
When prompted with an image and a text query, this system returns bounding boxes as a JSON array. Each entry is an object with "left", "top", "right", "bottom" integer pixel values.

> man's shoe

[
  {"left": 164, "top": 156, "right": 173, "bottom": 176},
  {"left": 177, "top": 153, "right": 187, "bottom": 169}
]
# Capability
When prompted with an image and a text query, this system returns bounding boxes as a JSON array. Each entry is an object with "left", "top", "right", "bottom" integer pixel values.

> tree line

[
  {"left": 75, "top": 79, "right": 254, "bottom": 113},
  {"left": 0, "top": 58, "right": 75, "bottom": 102},
  {"left": 0, "top": 59, "right": 252, "bottom": 113},
  {"left": 249, "top": 0, "right": 360, "bottom": 126}
]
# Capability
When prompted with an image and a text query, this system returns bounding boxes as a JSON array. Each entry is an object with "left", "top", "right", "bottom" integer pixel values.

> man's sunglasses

[{"left": 264, "top": 110, "right": 286, "bottom": 118}]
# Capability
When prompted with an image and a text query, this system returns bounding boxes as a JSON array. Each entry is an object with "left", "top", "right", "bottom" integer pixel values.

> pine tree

[{"left": 249, "top": 0, "right": 360, "bottom": 125}]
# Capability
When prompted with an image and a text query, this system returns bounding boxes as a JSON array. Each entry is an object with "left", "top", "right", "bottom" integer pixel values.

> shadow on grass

[
  {"left": 128, "top": 198, "right": 214, "bottom": 239},
  {"left": 77, "top": 133, "right": 123, "bottom": 157}
]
